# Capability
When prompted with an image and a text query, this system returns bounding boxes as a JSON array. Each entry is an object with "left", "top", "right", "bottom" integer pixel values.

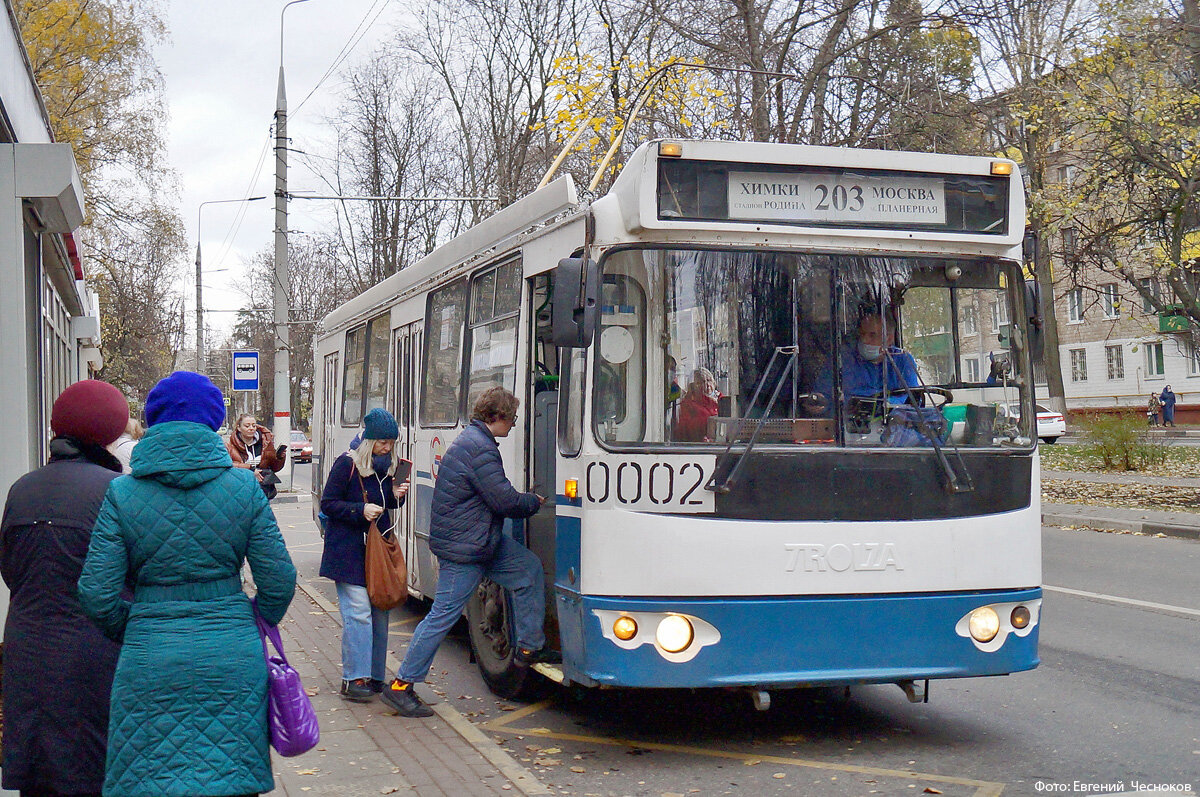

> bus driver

[{"left": 843, "top": 313, "right": 920, "bottom": 402}]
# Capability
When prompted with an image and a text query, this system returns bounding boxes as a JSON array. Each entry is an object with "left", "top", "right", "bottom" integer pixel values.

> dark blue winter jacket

[
  {"left": 429, "top": 420, "right": 541, "bottom": 564},
  {"left": 319, "top": 452, "right": 402, "bottom": 586}
]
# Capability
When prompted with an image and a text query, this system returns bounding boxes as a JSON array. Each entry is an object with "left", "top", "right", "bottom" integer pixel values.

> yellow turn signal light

[
  {"left": 659, "top": 141, "right": 683, "bottom": 158},
  {"left": 1011, "top": 605, "right": 1031, "bottom": 629},
  {"left": 564, "top": 479, "right": 578, "bottom": 499},
  {"left": 990, "top": 161, "right": 1013, "bottom": 175},
  {"left": 613, "top": 615, "right": 638, "bottom": 641}
]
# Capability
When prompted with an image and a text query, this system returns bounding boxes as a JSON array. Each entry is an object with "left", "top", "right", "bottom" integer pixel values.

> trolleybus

[{"left": 313, "top": 139, "right": 1042, "bottom": 704}]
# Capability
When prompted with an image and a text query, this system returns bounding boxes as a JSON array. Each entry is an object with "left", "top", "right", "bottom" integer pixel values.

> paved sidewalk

[
  {"left": 268, "top": 586, "right": 548, "bottom": 797},
  {"left": 1042, "top": 468, "right": 1200, "bottom": 540}
]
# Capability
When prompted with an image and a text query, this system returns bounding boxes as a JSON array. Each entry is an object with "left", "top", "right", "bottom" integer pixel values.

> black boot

[
  {"left": 380, "top": 679, "right": 434, "bottom": 718},
  {"left": 514, "top": 647, "right": 562, "bottom": 667},
  {"left": 340, "top": 678, "right": 374, "bottom": 703}
]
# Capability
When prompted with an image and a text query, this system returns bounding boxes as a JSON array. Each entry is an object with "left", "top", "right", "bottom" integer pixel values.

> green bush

[{"left": 1076, "top": 412, "right": 1169, "bottom": 471}]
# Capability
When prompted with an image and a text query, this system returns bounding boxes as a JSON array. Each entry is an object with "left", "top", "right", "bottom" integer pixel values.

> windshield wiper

[
  {"left": 706, "top": 346, "right": 797, "bottom": 495},
  {"left": 883, "top": 350, "right": 974, "bottom": 495}
]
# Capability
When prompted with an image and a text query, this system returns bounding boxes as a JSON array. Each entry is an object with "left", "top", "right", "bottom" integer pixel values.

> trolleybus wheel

[{"left": 466, "top": 578, "right": 532, "bottom": 699}]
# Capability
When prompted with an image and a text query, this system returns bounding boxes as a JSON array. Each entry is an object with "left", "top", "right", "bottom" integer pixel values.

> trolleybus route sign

[{"left": 728, "top": 170, "right": 946, "bottom": 225}]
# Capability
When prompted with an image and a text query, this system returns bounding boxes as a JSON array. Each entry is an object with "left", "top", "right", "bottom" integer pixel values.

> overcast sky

[{"left": 159, "top": 0, "right": 402, "bottom": 337}]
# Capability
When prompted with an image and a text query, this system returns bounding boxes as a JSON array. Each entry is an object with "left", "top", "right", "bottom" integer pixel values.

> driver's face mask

[{"left": 858, "top": 343, "right": 884, "bottom": 363}]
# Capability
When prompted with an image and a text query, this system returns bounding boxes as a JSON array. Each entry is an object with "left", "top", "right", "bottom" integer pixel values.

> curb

[
  {"left": 293, "top": 581, "right": 549, "bottom": 796},
  {"left": 270, "top": 493, "right": 310, "bottom": 505},
  {"left": 1042, "top": 512, "right": 1200, "bottom": 541}
]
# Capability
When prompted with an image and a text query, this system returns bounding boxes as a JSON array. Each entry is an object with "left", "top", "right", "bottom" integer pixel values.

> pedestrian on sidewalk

[
  {"left": 226, "top": 413, "right": 287, "bottom": 499},
  {"left": 1160, "top": 385, "right": 1177, "bottom": 426},
  {"left": 79, "top": 371, "right": 297, "bottom": 797},
  {"left": 1, "top": 380, "right": 129, "bottom": 797},
  {"left": 319, "top": 407, "right": 409, "bottom": 703},
  {"left": 383, "top": 387, "right": 548, "bottom": 718},
  {"left": 109, "top": 415, "right": 144, "bottom": 474},
  {"left": 1148, "top": 393, "right": 1161, "bottom": 426}
]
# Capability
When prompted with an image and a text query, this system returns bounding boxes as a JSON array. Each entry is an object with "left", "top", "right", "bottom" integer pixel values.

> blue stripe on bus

[
  {"left": 416, "top": 470, "right": 433, "bottom": 481},
  {"left": 560, "top": 588, "right": 1042, "bottom": 689},
  {"left": 556, "top": 494, "right": 582, "bottom": 507}
]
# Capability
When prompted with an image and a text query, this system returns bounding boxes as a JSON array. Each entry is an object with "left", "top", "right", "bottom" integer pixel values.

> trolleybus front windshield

[{"left": 593, "top": 247, "right": 1033, "bottom": 449}]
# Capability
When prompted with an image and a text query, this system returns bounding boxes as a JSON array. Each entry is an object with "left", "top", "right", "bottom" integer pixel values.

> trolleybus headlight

[
  {"left": 968, "top": 607, "right": 1000, "bottom": 643},
  {"left": 613, "top": 615, "right": 638, "bottom": 641},
  {"left": 1010, "top": 605, "right": 1031, "bottom": 629},
  {"left": 655, "top": 615, "right": 694, "bottom": 653}
]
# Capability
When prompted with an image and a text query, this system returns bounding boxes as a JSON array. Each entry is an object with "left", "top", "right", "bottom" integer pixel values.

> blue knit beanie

[
  {"left": 145, "top": 371, "right": 226, "bottom": 431},
  {"left": 362, "top": 407, "right": 399, "bottom": 440}
]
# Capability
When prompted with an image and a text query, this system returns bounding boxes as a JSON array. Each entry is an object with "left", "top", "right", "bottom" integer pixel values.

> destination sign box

[
  {"left": 727, "top": 170, "right": 946, "bottom": 225},
  {"left": 656, "top": 159, "right": 1009, "bottom": 235}
]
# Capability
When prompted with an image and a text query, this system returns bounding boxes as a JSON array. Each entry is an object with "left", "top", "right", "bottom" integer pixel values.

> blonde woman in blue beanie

[
  {"left": 318, "top": 407, "right": 409, "bottom": 702},
  {"left": 78, "top": 371, "right": 297, "bottom": 797}
]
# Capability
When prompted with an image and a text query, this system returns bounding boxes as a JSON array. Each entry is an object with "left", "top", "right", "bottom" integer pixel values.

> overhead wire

[{"left": 292, "top": 0, "right": 391, "bottom": 116}]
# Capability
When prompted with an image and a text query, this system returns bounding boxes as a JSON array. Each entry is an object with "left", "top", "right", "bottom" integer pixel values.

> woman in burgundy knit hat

[{"left": 1, "top": 379, "right": 129, "bottom": 797}]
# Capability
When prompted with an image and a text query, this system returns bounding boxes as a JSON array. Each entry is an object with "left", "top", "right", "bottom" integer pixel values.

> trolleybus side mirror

[
  {"left": 552, "top": 257, "right": 600, "bottom": 347},
  {"left": 1024, "top": 279, "right": 1044, "bottom": 362}
]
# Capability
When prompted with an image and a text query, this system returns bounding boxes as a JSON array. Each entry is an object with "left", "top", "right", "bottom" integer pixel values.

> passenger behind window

[{"left": 674, "top": 367, "right": 721, "bottom": 442}]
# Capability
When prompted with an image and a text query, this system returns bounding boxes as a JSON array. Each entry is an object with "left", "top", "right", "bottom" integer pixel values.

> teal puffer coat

[{"left": 78, "top": 421, "right": 297, "bottom": 797}]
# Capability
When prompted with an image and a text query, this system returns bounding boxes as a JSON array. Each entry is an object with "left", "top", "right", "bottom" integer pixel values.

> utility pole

[
  {"left": 195, "top": 197, "right": 267, "bottom": 374},
  {"left": 274, "top": 0, "right": 312, "bottom": 491}
]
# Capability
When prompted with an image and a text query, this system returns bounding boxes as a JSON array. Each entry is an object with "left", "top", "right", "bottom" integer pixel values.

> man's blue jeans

[
  {"left": 335, "top": 582, "right": 390, "bottom": 682},
  {"left": 397, "top": 535, "right": 545, "bottom": 683}
]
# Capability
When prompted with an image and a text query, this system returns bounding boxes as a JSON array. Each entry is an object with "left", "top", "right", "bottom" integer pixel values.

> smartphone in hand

[{"left": 394, "top": 458, "right": 413, "bottom": 482}]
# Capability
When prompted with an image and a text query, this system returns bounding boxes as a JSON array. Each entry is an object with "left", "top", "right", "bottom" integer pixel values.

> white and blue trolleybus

[{"left": 313, "top": 139, "right": 1042, "bottom": 704}]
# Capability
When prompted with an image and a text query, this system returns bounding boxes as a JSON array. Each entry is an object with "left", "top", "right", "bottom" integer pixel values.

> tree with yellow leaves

[{"left": 14, "top": 0, "right": 186, "bottom": 405}]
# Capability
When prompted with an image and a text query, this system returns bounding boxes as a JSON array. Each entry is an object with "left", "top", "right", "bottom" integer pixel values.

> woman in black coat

[
  {"left": 319, "top": 408, "right": 408, "bottom": 703},
  {"left": 1, "top": 380, "right": 130, "bottom": 797}
]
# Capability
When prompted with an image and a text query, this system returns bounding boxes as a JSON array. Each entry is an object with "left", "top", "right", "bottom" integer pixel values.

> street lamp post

[
  {"left": 275, "top": 0, "right": 314, "bottom": 491},
  {"left": 195, "top": 197, "right": 267, "bottom": 372}
]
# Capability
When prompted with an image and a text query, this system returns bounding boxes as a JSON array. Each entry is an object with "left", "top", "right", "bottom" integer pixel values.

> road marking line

[
  {"left": 1044, "top": 584, "right": 1200, "bottom": 618},
  {"left": 481, "top": 721, "right": 1005, "bottom": 796},
  {"left": 484, "top": 698, "right": 556, "bottom": 729}
]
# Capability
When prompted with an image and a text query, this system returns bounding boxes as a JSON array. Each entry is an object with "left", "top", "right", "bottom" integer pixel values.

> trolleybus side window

[
  {"left": 341, "top": 324, "right": 367, "bottom": 426},
  {"left": 340, "top": 312, "right": 390, "bottom": 426},
  {"left": 593, "top": 273, "right": 646, "bottom": 444},
  {"left": 466, "top": 259, "right": 522, "bottom": 409},
  {"left": 560, "top": 347, "right": 586, "bottom": 456},
  {"left": 364, "top": 314, "right": 390, "bottom": 415},
  {"left": 420, "top": 278, "right": 468, "bottom": 427}
]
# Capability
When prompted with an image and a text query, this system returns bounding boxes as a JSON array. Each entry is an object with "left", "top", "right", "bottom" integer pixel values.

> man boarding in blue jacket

[{"left": 383, "top": 387, "right": 548, "bottom": 717}]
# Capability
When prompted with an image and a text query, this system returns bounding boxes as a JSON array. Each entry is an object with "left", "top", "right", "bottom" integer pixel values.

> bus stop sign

[{"left": 232, "top": 350, "right": 259, "bottom": 391}]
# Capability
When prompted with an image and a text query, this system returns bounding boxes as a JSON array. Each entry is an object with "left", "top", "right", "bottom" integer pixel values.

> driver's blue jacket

[{"left": 842, "top": 345, "right": 920, "bottom": 402}]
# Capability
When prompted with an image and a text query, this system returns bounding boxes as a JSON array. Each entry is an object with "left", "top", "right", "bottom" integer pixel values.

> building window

[
  {"left": 962, "top": 304, "right": 977, "bottom": 336},
  {"left": 965, "top": 358, "right": 980, "bottom": 382},
  {"left": 990, "top": 300, "right": 1009, "bottom": 331},
  {"left": 1188, "top": 342, "right": 1200, "bottom": 376},
  {"left": 1067, "top": 288, "right": 1084, "bottom": 322},
  {"left": 1139, "top": 278, "right": 1158, "bottom": 313},
  {"left": 1070, "top": 348, "right": 1087, "bottom": 382},
  {"left": 1102, "top": 283, "right": 1119, "bottom": 318},
  {"left": 1105, "top": 345, "right": 1124, "bottom": 380},
  {"left": 1146, "top": 342, "right": 1165, "bottom": 377}
]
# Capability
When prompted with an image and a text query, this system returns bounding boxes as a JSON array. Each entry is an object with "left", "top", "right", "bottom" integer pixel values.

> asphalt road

[{"left": 273, "top": 500, "right": 1199, "bottom": 797}]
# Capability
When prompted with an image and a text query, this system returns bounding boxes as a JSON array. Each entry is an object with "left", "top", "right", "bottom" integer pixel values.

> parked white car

[{"left": 1003, "top": 403, "right": 1066, "bottom": 443}]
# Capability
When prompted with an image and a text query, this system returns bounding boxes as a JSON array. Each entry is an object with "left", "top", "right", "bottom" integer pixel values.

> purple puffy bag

[{"left": 255, "top": 607, "right": 320, "bottom": 757}]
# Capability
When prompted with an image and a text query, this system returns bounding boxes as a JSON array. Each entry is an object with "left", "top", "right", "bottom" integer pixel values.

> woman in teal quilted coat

[{"left": 79, "top": 372, "right": 297, "bottom": 797}]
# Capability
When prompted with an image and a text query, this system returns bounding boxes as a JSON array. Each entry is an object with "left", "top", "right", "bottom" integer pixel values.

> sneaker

[
  {"left": 380, "top": 679, "right": 434, "bottom": 718},
  {"left": 514, "top": 647, "right": 562, "bottom": 668},
  {"left": 369, "top": 678, "right": 386, "bottom": 693},
  {"left": 340, "top": 678, "right": 374, "bottom": 703}
]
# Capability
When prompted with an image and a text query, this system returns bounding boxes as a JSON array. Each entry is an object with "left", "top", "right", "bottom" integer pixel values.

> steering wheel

[{"left": 881, "top": 386, "right": 953, "bottom": 408}]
